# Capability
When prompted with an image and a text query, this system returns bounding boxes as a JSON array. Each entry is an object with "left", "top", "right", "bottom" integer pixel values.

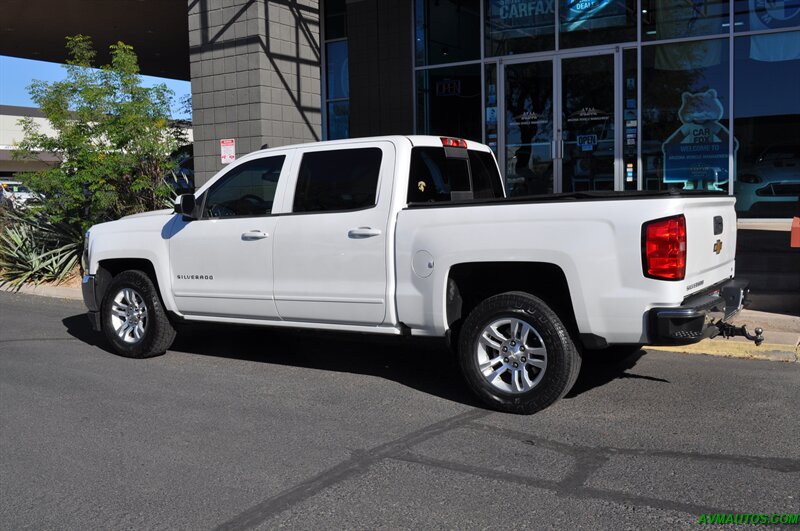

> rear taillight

[{"left": 642, "top": 214, "right": 686, "bottom": 280}]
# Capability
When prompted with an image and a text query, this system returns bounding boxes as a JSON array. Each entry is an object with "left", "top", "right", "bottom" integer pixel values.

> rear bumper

[{"left": 648, "top": 279, "right": 748, "bottom": 345}]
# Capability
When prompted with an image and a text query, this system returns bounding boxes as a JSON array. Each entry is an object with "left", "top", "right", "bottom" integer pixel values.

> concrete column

[{"left": 189, "top": 0, "right": 321, "bottom": 185}]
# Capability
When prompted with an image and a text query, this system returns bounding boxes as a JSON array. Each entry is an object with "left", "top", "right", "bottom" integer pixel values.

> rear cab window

[{"left": 407, "top": 147, "right": 504, "bottom": 203}]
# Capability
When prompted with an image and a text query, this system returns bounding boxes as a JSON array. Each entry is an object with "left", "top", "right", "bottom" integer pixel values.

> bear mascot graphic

[{"left": 662, "top": 89, "right": 738, "bottom": 190}]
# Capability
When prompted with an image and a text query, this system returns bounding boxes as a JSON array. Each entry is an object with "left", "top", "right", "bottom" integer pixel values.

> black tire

[
  {"left": 101, "top": 270, "right": 176, "bottom": 358},
  {"left": 458, "top": 291, "right": 581, "bottom": 414}
]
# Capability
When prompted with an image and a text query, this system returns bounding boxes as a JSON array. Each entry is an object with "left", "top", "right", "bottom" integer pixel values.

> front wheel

[
  {"left": 458, "top": 291, "right": 581, "bottom": 414},
  {"left": 101, "top": 270, "right": 176, "bottom": 358}
]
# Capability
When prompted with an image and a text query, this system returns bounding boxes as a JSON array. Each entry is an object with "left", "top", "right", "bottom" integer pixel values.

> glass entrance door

[
  {"left": 559, "top": 54, "right": 617, "bottom": 192},
  {"left": 502, "top": 51, "right": 619, "bottom": 196},
  {"left": 504, "top": 60, "right": 555, "bottom": 197}
]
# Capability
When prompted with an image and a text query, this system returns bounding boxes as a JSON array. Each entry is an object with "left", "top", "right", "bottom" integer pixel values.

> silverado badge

[
  {"left": 713, "top": 239, "right": 723, "bottom": 254},
  {"left": 418, "top": 181, "right": 426, "bottom": 192}
]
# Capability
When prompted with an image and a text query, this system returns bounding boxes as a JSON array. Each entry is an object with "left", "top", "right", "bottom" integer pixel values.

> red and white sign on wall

[{"left": 220, "top": 138, "right": 236, "bottom": 164}]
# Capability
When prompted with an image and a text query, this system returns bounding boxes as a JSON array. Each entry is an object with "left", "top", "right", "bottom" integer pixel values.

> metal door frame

[{"left": 500, "top": 47, "right": 621, "bottom": 193}]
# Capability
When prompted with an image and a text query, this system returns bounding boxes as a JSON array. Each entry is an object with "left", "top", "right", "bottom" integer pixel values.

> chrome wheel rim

[
  {"left": 476, "top": 317, "right": 547, "bottom": 394},
  {"left": 109, "top": 288, "right": 148, "bottom": 344}
]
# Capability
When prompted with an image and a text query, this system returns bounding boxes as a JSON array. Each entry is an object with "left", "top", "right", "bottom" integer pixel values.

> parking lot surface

[{"left": 1, "top": 291, "right": 798, "bottom": 529}]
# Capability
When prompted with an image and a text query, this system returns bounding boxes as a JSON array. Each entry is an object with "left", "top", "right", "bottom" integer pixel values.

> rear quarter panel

[{"left": 395, "top": 196, "right": 737, "bottom": 343}]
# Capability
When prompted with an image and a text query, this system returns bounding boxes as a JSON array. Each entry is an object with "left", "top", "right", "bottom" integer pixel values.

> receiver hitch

[{"left": 715, "top": 322, "right": 764, "bottom": 346}]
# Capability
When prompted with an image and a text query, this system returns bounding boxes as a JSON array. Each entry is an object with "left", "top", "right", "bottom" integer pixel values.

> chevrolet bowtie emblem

[{"left": 713, "top": 239, "right": 723, "bottom": 254}]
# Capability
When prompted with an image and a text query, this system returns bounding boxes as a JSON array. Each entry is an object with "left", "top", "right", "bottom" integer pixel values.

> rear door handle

[
  {"left": 348, "top": 227, "right": 382, "bottom": 239},
  {"left": 241, "top": 230, "right": 269, "bottom": 240}
]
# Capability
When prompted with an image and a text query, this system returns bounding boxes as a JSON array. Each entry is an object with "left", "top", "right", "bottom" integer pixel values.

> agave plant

[{"left": 0, "top": 209, "right": 82, "bottom": 287}]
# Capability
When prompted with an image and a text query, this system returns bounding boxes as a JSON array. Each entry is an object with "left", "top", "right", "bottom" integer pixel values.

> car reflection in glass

[{"left": 736, "top": 145, "right": 800, "bottom": 218}]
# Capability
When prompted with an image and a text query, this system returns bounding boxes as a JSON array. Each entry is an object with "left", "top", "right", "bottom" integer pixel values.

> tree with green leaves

[{"left": 2, "top": 35, "right": 188, "bottom": 286}]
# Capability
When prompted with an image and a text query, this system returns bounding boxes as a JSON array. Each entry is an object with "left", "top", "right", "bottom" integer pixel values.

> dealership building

[
  {"left": 1, "top": 0, "right": 798, "bottom": 308},
  {"left": 191, "top": 0, "right": 799, "bottom": 220},
  {"left": 1, "top": 0, "right": 797, "bottom": 213}
]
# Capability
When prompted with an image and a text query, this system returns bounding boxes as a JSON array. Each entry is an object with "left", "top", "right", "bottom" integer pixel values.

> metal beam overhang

[{"left": 0, "top": 0, "right": 189, "bottom": 80}]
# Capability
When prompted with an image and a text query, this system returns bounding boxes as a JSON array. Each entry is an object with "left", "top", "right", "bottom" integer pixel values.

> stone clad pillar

[{"left": 188, "top": 0, "right": 321, "bottom": 185}]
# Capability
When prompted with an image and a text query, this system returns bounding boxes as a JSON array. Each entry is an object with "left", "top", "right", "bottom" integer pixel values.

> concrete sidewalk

[{"left": 4, "top": 281, "right": 798, "bottom": 362}]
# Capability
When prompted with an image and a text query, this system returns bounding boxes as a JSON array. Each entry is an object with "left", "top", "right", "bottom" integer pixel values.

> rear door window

[{"left": 293, "top": 148, "right": 383, "bottom": 213}]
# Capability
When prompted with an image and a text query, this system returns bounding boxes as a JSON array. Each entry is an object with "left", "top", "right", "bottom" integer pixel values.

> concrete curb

[
  {"left": 1, "top": 283, "right": 83, "bottom": 301},
  {"left": 647, "top": 340, "right": 799, "bottom": 363}
]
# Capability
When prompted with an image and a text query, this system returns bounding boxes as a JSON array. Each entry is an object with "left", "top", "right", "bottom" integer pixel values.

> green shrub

[
  {"left": 1, "top": 34, "right": 186, "bottom": 287},
  {"left": 0, "top": 209, "right": 81, "bottom": 287}
]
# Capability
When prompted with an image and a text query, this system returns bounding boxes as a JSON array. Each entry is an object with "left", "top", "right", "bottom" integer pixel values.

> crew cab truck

[{"left": 82, "top": 135, "right": 758, "bottom": 414}]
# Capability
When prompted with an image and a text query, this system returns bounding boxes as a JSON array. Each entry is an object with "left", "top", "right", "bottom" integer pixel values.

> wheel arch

[
  {"left": 96, "top": 258, "right": 167, "bottom": 311},
  {"left": 446, "top": 261, "right": 580, "bottom": 343}
]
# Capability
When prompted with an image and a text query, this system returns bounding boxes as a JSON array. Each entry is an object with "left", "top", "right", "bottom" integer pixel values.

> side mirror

[{"left": 175, "top": 194, "right": 197, "bottom": 220}]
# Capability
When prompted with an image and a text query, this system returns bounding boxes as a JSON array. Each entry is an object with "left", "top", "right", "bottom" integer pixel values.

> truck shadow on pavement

[
  {"left": 63, "top": 314, "right": 668, "bottom": 408},
  {"left": 566, "top": 351, "right": 669, "bottom": 398}
]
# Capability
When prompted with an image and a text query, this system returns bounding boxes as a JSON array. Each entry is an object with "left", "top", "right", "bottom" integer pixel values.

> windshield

[{"left": 2, "top": 184, "right": 31, "bottom": 193}]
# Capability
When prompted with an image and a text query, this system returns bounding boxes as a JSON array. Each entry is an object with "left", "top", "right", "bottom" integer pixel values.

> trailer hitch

[{"left": 715, "top": 321, "right": 765, "bottom": 346}]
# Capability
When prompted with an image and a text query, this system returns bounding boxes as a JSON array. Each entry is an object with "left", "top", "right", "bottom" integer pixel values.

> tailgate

[{"left": 682, "top": 196, "right": 738, "bottom": 295}]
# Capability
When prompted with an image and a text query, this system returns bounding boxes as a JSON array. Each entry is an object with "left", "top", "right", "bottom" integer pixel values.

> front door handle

[
  {"left": 242, "top": 230, "right": 269, "bottom": 240},
  {"left": 348, "top": 227, "right": 382, "bottom": 239}
]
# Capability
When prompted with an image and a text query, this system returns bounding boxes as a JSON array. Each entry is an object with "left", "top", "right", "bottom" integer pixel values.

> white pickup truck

[{"left": 82, "top": 135, "right": 760, "bottom": 413}]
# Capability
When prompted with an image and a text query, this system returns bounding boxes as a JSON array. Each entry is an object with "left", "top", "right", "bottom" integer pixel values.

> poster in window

[
  {"left": 487, "top": 0, "right": 555, "bottom": 40},
  {"left": 661, "top": 89, "right": 738, "bottom": 189},
  {"left": 561, "top": 0, "right": 627, "bottom": 31}
]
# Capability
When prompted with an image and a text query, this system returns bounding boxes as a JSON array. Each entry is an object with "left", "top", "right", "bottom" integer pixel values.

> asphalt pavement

[{"left": 1, "top": 291, "right": 798, "bottom": 530}]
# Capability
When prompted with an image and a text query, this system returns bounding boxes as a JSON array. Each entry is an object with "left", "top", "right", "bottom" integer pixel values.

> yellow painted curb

[{"left": 647, "top": 340, "right": 798, "bottom": 362}]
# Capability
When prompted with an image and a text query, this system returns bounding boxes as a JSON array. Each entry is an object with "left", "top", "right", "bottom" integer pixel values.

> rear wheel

[
  {"left": 101, "top": 270, "right": 176, "bottom": 358},
  {"left": 458, "top": 291, "right": 581, "bottom": 414}
]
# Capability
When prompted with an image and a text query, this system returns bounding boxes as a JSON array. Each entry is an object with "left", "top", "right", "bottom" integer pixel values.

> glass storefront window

[
  {"left": 642, "top": 38, "right": 731, "bottom": 193},
  {"left": 326, "top": 41, "right": 349, "bottom": 100},
  {"left": 485, "top": 63, "right": 498, "bottom": 153},
  {"left": 407, "top": 0, "right": 799, "bottom": 212},
  {"left": 559, "top": 0, "right": 636, "bottom": 49},
  {"left": 485, "top": 0, "right": 555, "bottom": 55},
  {"left": 327, "top": 101, "right": 350, "bottom": 140},
  {"left": 642, "top": 0, "right": 729, "bottom": 41},
  {"left": 416, "top": 65, "right": 482, "bottom": 141},
  {"left": 734, "top": 0, "right": 800, "bottom": 32},
  {"left": 623, "top": 48, "right": 638, "bottom": 190},
  {"left": 415, "top": 0, "right": 481, "bottom": 66},
  {"left": 323, "top": 0, "right": 349, "bottom": 140},
  {"left": 734, "top": 31, "right": 800, "bottom": 218}
]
